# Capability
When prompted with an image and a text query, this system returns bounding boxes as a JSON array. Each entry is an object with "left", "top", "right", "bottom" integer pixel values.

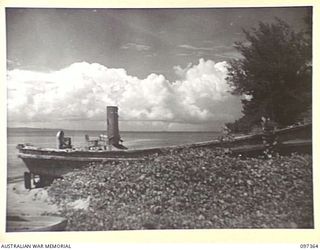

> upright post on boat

[
  {"left": 106, "top": 106, "right": 127, "bottom": 150},
  {"left": 107, "top": 106, "right": 120, "bottom": 146}
]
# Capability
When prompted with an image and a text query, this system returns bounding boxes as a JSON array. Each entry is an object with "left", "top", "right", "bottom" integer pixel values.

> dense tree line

[{"left": 226, "top": 16, "right": 312, "bottom": 133}]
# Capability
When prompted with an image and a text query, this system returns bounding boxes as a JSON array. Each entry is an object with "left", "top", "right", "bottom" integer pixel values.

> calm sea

[{"left": 7, "top": 128, "right": 220, "bottom": 182}]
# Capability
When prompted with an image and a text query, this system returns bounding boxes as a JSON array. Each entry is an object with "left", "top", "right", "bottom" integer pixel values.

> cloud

[
  {"left": 214, "top": 51, "right": 242, "bottom": 59},
  {"left": 202, "top": 40, "right": 215, "bottom": 44},
  {"left": 178, "top": 44, "right": 215, "bottom": 51},
  {"left": 144, "top": 53, "right": 157, "bottom": 57},
  {"left": 176, "top": 53, "right": 193, "bottom": 57},
  {"left": 7, "top": 59, "right": 21, "bottom": 69},
  {"left": 120, "top": 42, "right": 151, "bottom": 51},
  {"left": 178, "top": 44, "right": 233, "bottom": 51},
  {"left": 7, "top": 59, "right": 242, "bottom": 130},
  {"left": 177, "top": 44, "right": 242, "bottom": 60},
  {"left": 173, "top": 62, "right": 193, "bottom": 78}
]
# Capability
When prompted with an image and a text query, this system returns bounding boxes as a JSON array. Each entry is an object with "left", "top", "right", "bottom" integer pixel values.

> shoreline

[
  {"left": 6, "top": 181, "right": 59, "bottom": 218},
  {"left": 6, "top": 122, "right": 312, "bottom": 231},
  {"left": 7, "top": 175, "right": 25, "bottom": 184}
]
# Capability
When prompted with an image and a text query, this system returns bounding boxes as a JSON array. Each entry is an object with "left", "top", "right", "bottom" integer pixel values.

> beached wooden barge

[
  {"left": 17, "top": 106, "right": 312, "bottom": 189},
  {"left": 17, "top": 144, "right": 162, "bottom": 184}
]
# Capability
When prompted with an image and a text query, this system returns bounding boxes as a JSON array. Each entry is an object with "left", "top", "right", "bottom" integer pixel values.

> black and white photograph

[{"left": 5, "top": 6, "right": 313, "bottom": 233}]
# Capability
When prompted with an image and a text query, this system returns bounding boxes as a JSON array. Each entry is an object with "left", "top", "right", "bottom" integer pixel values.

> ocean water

[{"left": 7, "top": 128, "right": 220, "bottom": 182}]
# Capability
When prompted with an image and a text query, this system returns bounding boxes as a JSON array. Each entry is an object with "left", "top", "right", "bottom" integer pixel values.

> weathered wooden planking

[
  {"left": 231, "top": 139, "right": 312, "bottom": 157},
  {"left": 18, "top": 153, "right": 145, "bottom": 162}
]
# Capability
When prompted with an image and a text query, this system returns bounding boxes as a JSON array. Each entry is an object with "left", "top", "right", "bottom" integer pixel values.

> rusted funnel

[{"left": 106, "top": 106, "right": 127, "bottom": 149}]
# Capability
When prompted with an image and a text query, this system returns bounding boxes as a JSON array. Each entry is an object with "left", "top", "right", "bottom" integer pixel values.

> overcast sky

[{"left": 6, "top": 7, "right": 311, "bottom": 131}]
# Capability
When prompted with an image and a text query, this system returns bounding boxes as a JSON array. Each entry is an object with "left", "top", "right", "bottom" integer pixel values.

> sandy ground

[{"left": 6, "top": 181, "right": 59, "bottom": 217}]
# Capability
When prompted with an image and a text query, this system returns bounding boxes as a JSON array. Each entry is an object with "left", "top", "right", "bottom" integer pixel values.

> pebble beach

[{"left": 45, "top": 146, "right": 313, "bottom": 230}]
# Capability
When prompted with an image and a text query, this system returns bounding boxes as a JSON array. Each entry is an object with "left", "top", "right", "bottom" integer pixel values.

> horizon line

[{"left": 7, "top": 126, "right": 221, "bottom": 133}]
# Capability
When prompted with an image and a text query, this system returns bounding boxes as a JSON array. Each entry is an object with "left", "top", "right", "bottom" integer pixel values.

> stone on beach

[{"left": 47, "top": 147, "right": 313, "bottom": 230}]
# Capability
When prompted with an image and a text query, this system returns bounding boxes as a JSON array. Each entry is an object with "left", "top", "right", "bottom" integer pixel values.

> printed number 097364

[{"left": 300, "top": 244, "right": 319, "bottom": 248}]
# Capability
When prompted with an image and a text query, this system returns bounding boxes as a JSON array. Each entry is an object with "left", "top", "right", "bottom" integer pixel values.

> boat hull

[
  {"left": 18, "top": 152, "right": 147, "bottom": 177},
  {"left": 17, "top": 123, "right": 312, "bottom": 183},
  {"left": 19, "top": 155, "right": 96, "bottom": 177}
]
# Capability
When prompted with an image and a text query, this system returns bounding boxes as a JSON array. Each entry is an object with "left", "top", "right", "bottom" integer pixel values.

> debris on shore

[
  {"left": 47, "top": 147, "right": 313, "bottom": 230},
  {"left": 7, "top": 181, "right": 59, "bottom": 217}
]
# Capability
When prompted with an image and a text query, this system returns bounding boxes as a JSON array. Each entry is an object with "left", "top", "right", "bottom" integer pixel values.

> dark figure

[{"left": 56, "top": 130, "right": 72, "bottom": 149}]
